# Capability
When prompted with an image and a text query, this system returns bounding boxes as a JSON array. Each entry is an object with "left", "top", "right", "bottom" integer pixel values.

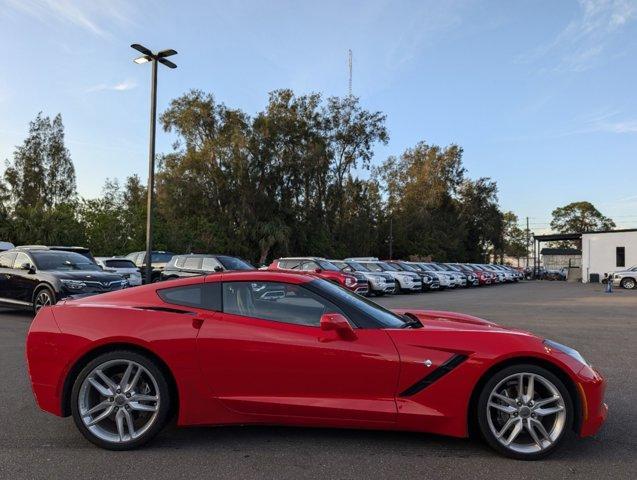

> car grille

[{"left": 82, "top": 280, "right": 125, "bottom": 292}]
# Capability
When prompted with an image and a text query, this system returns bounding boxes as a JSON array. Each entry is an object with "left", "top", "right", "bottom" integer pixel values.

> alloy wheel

[
  {"left": 34, "top": 290, "right": 53, "bottom": 313},
  {"left": 78, "top": 359, "right": 160, "bottom": 444},
  {"left": 621, "top": 278, "right": 636, "bottom": 289},
  {"left": 486, "top": 372, "right": 566, "bottom": 454}
]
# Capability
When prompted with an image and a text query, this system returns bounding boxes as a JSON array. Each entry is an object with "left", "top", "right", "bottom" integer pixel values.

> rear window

[
  {"left": 158, "top": 282, "right": 221, "bottom": 311},
  {"left": 104, "top": 259, "right": 136, "bottom": 269}
]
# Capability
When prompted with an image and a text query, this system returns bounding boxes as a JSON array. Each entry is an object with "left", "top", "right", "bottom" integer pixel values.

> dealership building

[{"left": 534, "top": 229, "right": 637, "bottom": 283}]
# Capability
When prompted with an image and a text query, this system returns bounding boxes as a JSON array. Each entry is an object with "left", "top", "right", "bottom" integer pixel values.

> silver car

[
  {"left": 330, "top": 260, "right": 396, "bottom": 296},
  {"left": 95, "top": 257, "right": 142, "bottom": 287},
  {"left": 613, "top": 266, "right": 637, "bottom": 289}
]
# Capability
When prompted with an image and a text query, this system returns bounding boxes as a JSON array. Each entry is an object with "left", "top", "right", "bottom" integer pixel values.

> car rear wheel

[
  {"left": 620, "top": 278, "right": 636, "bottom": 289},
  {"left": 33, "top": 286, "right": 55, "bottom": 315},
  {"left": 477, "top": 364, "right": 572, "bottom": 460},
  {"left": 71, "top": 350, "right": 170, "bottom": 450}
]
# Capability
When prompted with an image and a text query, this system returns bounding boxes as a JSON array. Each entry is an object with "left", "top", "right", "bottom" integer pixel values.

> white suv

[{"left": 345, "top": 258, "right": 422, "bottom": 294}]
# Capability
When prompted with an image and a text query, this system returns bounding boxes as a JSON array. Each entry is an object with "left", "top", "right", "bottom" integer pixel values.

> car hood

[
  {"left": 45, "top": 271, "right": 123, "bottom": 281},
  {"left": 391, "top": 308, "right": 532, "bottom": 335}
]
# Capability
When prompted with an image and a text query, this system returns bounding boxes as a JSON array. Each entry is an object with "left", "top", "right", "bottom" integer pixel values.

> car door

[
  {"left": 196, "top": 278, "right": 400, "bottom": 425},
  {"left": 11, "top": 252, "right": 38, "bottom": 304},
  {"left": 0, "top": 252, "right": 17, "bottom": 306}
]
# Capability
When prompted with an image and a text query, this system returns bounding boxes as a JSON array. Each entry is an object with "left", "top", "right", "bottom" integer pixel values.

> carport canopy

[{"left": 531, "top": 233, "right": 582, "bottom": 273}]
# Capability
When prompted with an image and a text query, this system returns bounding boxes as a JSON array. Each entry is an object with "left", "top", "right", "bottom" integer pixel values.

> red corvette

[{"left": 26, "top": 271, "right": 607, "bottom": 459}]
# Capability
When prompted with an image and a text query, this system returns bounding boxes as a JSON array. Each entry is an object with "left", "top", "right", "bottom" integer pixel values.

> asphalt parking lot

[{"left": 1, "top": 281, "right": 635, "bottom": 479}]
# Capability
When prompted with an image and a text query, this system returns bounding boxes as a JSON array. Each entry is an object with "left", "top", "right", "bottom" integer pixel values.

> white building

[{"left": 581, "top": 229, "right": 637, "bottom": 283}]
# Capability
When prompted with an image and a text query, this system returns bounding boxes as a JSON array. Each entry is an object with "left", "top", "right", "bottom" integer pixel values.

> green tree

[
  {"left": 550, "top": 201, "right": 615, "bottom": 233},
  {"left": 375, "top": 142, "right": 467, "bottom": 260},
  {"left": 502, "top": 211, "right": 528, "bottom": 264},
  {"left": 4, "top": 112, "right": 76, "bottom": 209},
  {"left": 457, "top": 178, "right": 503, "bottom": 262}
]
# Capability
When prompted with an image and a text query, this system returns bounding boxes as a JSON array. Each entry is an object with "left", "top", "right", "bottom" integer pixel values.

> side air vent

[{"left": 399, "top": 354, "right": 468, "bottom": 397}]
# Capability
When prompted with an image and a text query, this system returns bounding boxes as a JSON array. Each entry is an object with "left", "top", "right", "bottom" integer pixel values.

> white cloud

[
  {"left": 86, "top": 79, "right": 137, "bottom": 93},
  {"left": 520, "top": 0, "right": 637, "bottom": 72},
  {"left": 4, "top": 0, "right": 138, "bottom": 38}
]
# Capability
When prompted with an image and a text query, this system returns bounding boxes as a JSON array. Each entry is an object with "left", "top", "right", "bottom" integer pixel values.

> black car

[
  {"left": 126, "top": 250, "right": 175, "bottom": 283},
  {"left": 160, "top": 254, "right": 255, "bottom": 281},
  {"left": 0, "top": 247, "right": 127, "bottom": 314}
]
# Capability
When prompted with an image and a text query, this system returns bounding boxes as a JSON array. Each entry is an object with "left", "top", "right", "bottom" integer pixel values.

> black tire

[
  {"left": 477, "top": 364, "right": 573, "bottom": 460},
  {"left": 33, "top": 286, "right": 56, "bottom": 315},
  {"left": 620, "top": 277, "right": 636, "bottom": 290},
  {"left": 393, "top": 283, "right": 401, "bottom": 295},
  {"left": 70, "top": 350, "right": 171, "bottom": 450}
]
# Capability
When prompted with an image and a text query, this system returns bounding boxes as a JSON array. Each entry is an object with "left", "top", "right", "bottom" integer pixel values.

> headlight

[
  {"left": 61, "top": 279, "right": 86, "bottom": 290},
  {"left": 344, "top": 276, "right": 356, "bottom": 287},
  {"left": 543, "top": 339, "right": 589, "bottom": 366}
]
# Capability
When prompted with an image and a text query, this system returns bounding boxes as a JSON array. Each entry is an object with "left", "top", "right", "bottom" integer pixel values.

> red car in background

[
  {"left": 268, "top": 257, "right": 368, "bottom": 295},
  {"left": 26, "top": 270, "right": 606, "bottom": 458}
]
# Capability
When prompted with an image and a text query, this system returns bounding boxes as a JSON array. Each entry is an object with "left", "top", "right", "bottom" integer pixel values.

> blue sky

[{"left": 1, "top": 0, "right": 636, "bottom": 232}]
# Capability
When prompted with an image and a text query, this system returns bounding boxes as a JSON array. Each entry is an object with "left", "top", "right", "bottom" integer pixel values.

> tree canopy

[{"left": 0, "top": 93, "right": 555, "bottom": 265}]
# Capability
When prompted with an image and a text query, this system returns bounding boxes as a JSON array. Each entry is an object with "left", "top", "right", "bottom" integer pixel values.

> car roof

[
  {"left": 208, "top": 270, "right": 313, "bottom": 284},
  {"left": 172, "top": 253, "right": 234, "bottom": 258}
]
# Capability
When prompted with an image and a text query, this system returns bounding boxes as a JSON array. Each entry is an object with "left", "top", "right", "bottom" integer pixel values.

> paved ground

[{"left": 1, "top": 281, "right": 635, "bottom": 479}]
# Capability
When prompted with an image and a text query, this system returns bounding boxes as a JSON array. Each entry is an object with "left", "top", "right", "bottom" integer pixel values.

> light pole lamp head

[{"left": 131, "top": 44, "right": 178, "bottom": 68}]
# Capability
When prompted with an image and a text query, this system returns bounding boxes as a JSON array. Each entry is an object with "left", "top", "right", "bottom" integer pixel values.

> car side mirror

[
  {"left": 320, "top": 313, "right": 357, "bottom": 340},
  {"left": 314, "top": 268, "right": 322, "bottom": 273},
  {"left": 214, "top": 266, "right": 223, "bottom": 272},
  {"left": 21, "top": 263, "right": 35, "bottom": 273}
]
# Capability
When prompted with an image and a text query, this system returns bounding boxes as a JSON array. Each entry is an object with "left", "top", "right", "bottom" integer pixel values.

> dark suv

[
  {"left": 0, "top": 247, "right": 126, "bottom": 314},
  {"left": 126, "top": 250, "right": 175, "bottom": 283},
  {"left": 160, "top": 254, "right": 255, "bottom": 280}
]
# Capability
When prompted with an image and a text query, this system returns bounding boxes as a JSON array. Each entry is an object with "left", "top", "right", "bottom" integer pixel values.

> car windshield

[
  {"left": 361, "top": 262, "right": 382, "bottom": 272},
  {"left": 310, "top": 279, "right": 406, "bottom": 328},
  {"left": 152, "top": 252, "right": 174, "bottom": 263},
  {"left": 217, "top": 256, "right": 254, "bottom": 271},
  {"left": 425, "top": 263, "right": 444, "bottom": 271},
  {"left": 317, "top": 260, "right": 340, "bottom": 271},
  {"left": 378, "top": 262, "right": 398, "bottom": 271},
  {"left": 347, "top": 261, "right": 370, "bottom": 272},
  {"left": 398, "top": 262, "right": 417, "bottom": 272},
  {"left": 104, "top": 259, "right": 136, "bottom": 269},
  {"left": 31, "top": 251, "right": 102, "bottom": 271},
  {"left": 445, "top": 264, "right": 461, "bottom": 272}
]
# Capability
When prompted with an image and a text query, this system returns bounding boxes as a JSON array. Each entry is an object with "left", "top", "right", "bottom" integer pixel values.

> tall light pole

[{"left": 131, "top": 44, "right": 177, "bottom": 284}]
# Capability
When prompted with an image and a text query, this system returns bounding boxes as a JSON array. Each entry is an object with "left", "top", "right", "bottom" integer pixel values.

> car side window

[
  {"left": 300, "top": 261, "right": 318, "bottom": 271},
  {"left": 13, "top": 252, "right": 31, "bottom": 269},
  {"left": 222, "top": 281, "right": 346, "bottom": 327},
  {"left": 183, "top": 257, "right": 202, "bottom": 270},
  {"left": 279, "top": 259, "right": 300, "bottom": 269},
  {"left": 201, "top": 257, "right": 222, "bottom": 271},
  {"left": 157, "top": 282, "right": 221, "bottom": 311},
  {"left": 0, "top": 252, "right": 16, "bottom": 268}
]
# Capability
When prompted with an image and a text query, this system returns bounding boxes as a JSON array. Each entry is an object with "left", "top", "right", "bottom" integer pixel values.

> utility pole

[
  {"left": 526, "top": 216, "right": 530, "bottom": 269},
  {"left": 348, "top": 49, "right": 352, "bottom": 97},
  {"left": 389, "top": 216, "right": 393, "bottom": 260}
]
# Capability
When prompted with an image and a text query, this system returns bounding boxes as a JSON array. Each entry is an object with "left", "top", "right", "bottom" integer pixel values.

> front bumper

[{"left": 576, "top": 365, "right": 608, "bottom": 437}]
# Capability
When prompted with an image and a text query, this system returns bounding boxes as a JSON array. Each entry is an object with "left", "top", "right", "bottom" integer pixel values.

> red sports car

[{"left": 26, "top": 271, "right": 607, "bottom": 459}]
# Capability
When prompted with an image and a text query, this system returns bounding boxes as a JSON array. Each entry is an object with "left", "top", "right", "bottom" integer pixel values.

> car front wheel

[
  {"left": 33, "top": 286, "right": 55, "bottom": 315},
  {"left": 71, "top": 350, "right": 170, "bottom": 450},
  {"left": 477, "top": 364, "right": 572, "bottom": 460},
  {"left": 620, "top": 278, "right": 636, "bottom": 289}
]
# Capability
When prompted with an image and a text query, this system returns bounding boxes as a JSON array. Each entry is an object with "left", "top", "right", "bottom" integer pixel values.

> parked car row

[
  {"left": 0, "top": 246, "right": 258, "bottom": 314},
  {"left": 0, "top": 242, "right": 526, "bottom": 314},
  {"left": 266, "top": 256, "right": 523, "bottom": 296}
]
